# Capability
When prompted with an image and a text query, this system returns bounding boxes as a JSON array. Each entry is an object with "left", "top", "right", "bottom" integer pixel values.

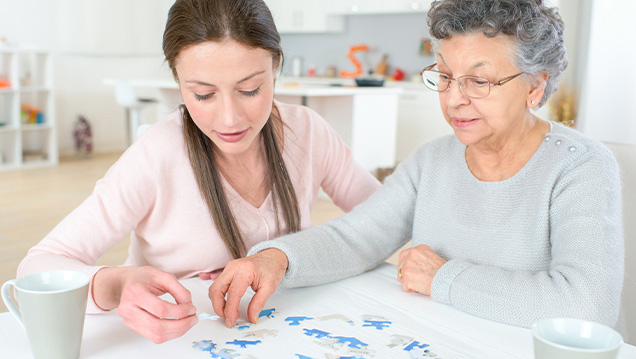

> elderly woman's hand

[
  {"left": 397, "top": 244, "right": 447, "bottom": 296},
  {"left": 208, "top": 249, "right": 288, "bottom": 328}
]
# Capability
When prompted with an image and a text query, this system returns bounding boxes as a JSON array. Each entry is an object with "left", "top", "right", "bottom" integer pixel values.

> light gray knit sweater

[{"left": 248, "top": 122, "right": 624, "bottom": 328}]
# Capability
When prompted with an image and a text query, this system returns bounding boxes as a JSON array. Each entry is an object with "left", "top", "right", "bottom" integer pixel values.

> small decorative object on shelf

[
  {"left": 549, "top": 87, "right": 576, "bottom": 128},
  {"left": 73, "top": 114, "right": 93, "bottom": 158}
]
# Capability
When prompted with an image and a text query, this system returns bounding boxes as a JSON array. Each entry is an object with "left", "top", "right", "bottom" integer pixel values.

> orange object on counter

[
  {"left": 339, "top": 44, "right": 369, "bottom": 78},
  {"left": 0, "top": 78, "right": 10, "bottom": 88}
]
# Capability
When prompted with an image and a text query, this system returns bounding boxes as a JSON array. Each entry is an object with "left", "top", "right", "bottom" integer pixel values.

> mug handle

[{"left": 1, "top": 280, "right": 24, "bottom": 328}]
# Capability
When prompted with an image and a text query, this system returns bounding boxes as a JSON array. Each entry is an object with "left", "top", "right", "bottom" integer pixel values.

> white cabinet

[
  {"left": 328, "top": 0, "right": 432, "bottom": 15},
  {"left": 264, "top": 0, "right": 344, "bottom": 33},
  {"left": 0, "top": 48, "right": 57, "bottom": 170}
]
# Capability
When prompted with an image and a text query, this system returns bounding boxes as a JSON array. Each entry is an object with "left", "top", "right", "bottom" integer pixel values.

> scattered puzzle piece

[
  {"left": 349, "top": 346, "right": 376, "bottom": 357},
  {"left": 330, "top": 336, "right": 369, "bottom": 349},
  {"left": 325, "top": 355, "right": 365, "bottom": 359},
  {"left": 303, "top": 328, "right": 331, "bottom": 338},
  {"left": 244, "top": 329, "right": 279, "bottom": 338},
  {"left": 209, "top": 348, "right": 240, "bottom": 359},
  {"left": 387, "top": 334, "right": 414, "bottom": 348},
  {"left": 197, "top": 313, "right": 220, "bottom": 321},
  {"left": 285, "top": 316, "right": 313, "bottom": 326},
  {"left": 295, "top": 355, "right": 314, "bottom": 359},
  {"left": 259, "top": 308, "right": 277, "bottom": 318},
  {"left": 361, "top": 314, "right": 387, "bottom": 321},
  {"left": 232, "top": 320, "right": 253, "bottom": 330},
  {"left": 363, "top": 320, "right": 391, "bottom": 330},
  {"left": 225, "top": 339, "right": 261, "bottom": 348},
  {"left": 409, "top": 347, "right": 439, "bottom": 358},
  {"left": 192, "top": 340, "right": 217, "bottom": 352},
  {"left": 404, "top": 341, "right": 430, "bottom": 351},
  {"left": 316, "top": 337, "right": 344, "bottom": 350},
  {"left": 319, "top": 314, "right": 354, "bottom": 325}
]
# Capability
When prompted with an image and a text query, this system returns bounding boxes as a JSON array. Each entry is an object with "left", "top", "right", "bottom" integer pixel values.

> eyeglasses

[{"left": 420, "top": 63, "right": 525, "bottom": 99}]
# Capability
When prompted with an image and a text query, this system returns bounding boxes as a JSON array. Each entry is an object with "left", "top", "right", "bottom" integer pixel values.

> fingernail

[
  {"left": 191, "top": 318, "right": 198, "bottom": 327},
  {"left": 252, "top": 316, "right": 258, "bottom": 324},
  {"left": 226, "top": 319, "right": 232, "bottom": 328},
  {"left": 189, "top": 308, "right": 196, "bottom": 316}
]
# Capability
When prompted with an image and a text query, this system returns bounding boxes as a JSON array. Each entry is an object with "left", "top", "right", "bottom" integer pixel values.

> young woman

[{"left": 17, "top": 0, "right": 380, "bottom": 343}]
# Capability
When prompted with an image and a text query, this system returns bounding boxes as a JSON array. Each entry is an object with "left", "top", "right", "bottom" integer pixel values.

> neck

[{"left": 466, "top": 115, "right": 549, "bottom": 181}]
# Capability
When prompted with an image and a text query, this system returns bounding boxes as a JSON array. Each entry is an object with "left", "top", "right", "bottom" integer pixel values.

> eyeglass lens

[{"left": 421, "top": 71, "right": 491, "bottom": 98}]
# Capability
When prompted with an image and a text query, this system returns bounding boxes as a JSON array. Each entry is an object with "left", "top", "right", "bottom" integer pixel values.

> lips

[
  {"left": 452, "top": 117, "right": 479, "bottom": 128},
  {"left": 215, "top": 129, "right": 248, "bottom": 143}
]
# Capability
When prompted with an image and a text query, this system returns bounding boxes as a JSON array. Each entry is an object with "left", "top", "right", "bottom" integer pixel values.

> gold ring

[{"left": 398, "top": 268, "right": 402, "bottom": 280}]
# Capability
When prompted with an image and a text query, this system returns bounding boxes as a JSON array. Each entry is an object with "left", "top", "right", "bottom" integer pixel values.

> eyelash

[
  {"left": 194, "top": 86, "right": 261, "bottom": 101},
  {"left": 241, "top": 86, "right": 261, "bottom": 97}
]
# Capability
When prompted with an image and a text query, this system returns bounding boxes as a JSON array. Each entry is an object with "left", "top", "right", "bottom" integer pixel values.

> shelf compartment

[{"left": 0, "top": 131, "right": 19, "bottom": 168}]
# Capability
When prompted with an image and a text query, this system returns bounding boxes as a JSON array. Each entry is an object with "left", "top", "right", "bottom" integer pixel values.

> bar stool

[{"left": 114, "top": 78, "right": 157, "bottom": 145}]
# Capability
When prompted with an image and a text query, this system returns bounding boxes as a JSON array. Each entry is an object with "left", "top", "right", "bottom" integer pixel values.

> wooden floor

[{"left": 0, "top": 152, "right": 405, "bottom": 312}]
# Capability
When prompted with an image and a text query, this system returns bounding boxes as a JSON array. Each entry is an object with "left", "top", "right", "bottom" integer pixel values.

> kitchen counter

[{"left": 105, "top": 77, "right": 404, "bottom": 173}]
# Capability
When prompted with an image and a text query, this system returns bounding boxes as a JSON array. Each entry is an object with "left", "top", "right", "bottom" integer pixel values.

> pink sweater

[{"left": 17, "top": 100, "right": 380, "bottom": 312}]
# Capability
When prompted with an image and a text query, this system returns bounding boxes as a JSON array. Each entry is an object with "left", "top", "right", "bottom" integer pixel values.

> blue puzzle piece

[
  {"left": 225, "top": 339, "right": 261, "bottom": 348},
  {"left": 192, "top": 340, "right": 216, "bottom": 352},
  {"left": 303, "top": 328, "right": 331, "bottom": 338},
  {"left": 404, "top": 341, "right": 430, "bottom": 351},
  {"left": 362, "top": 320, "right": 392, "bottom": 330},
  {"left": 329, "top": 336, "right": 369, "bottom": 349},
  {"left": 210, "top": 348, "right": 240, "bottom": 359},
  {"left": 285, "top": 316, "right": 313, "bottom": 326},
  {"left": 295, "top": 355, "right": 314, "bottom": 359},
  {"left": 259, "top": 308, "right": 276, "bottom": 318}
]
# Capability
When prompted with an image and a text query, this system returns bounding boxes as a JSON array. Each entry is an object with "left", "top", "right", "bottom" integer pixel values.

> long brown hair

[{"left": 163, "top": 0, "right": 300, "bottom": 259}]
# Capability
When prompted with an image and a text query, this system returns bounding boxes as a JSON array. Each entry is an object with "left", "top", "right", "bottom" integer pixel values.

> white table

[
  {"left": 2, "top": 263, "right": 635, "bottom": 358},
  {"left": 103, "top": 78, "right": 402, "bottom": 173}
]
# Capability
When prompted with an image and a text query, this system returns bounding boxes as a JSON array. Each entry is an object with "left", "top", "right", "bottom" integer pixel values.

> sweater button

[
  {"left": 569, "top": 146, "right": 576, "bottom": 152},
  {"left": 555, "top": 140, "right": 562, "bottom": 146}
]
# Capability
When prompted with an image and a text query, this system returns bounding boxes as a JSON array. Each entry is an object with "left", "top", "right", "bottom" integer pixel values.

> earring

[{"left": 531, "top": 100, "right": 535, "bottom": 105}]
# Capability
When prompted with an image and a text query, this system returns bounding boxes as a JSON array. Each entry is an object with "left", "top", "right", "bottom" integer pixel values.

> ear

[{"left": 527, "top": 73, "right": 549, "bottom": 108}]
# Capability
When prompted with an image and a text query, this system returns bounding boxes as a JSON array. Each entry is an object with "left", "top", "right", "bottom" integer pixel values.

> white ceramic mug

[
  {"left": 2, "top": 270, "right": 89, "bottom": 359},
  {"left": 532, "top": 318, "right": 623, "bottom": 359}
]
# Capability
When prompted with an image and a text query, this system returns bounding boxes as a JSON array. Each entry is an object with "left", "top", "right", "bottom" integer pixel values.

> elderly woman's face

[{"left": 436, "top": 33, "right": 533, "bottom": 147}]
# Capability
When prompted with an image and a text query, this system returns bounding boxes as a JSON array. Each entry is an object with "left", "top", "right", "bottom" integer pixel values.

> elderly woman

[{"left": 210, "top": 0, "right": 624, "bottom": 329}]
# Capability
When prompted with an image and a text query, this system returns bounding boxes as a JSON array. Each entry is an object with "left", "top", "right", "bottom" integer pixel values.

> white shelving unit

[{"left": 0, "top": 48, "right": 57, "bottom": 171}]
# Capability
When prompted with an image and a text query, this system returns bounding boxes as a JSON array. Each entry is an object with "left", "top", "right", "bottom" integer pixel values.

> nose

[
  {"left": 218, "top": 94, "right": 239, "bottom": 128},
  {"left": 444, "top": 79, "right": 470, "bottom": 108}
]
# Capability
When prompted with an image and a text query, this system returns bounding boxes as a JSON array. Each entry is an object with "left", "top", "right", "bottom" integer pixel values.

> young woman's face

[
  {"left": 436, "top": 33, "right": 534, "bottom": 148},
  {"left": 175, "top": 40, "right": 276, "bottom": 159}
]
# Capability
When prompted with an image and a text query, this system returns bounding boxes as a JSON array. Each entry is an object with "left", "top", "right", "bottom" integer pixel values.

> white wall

[
  {"left": 0, "top": 0, "right": 175, "bottom": 155},
  {"left": 577, "top": 0, "right": 636, "bottom": 145}
]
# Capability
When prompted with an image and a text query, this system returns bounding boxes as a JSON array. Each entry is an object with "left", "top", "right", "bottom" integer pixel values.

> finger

[
  {"left": 153, "top": 273, "right": 193, "bottom": 306},
  {"left": 209, "top": 274, "right": 232, "bottom": 319},
  {"left": 199, "top": 268, "right": 223, "bottom": 281},
  {"left": 246, "top": 284, "right": 277, "bottom": 324},
  {"left": 121, "top": 306, "right": 197, "bottom": 344},
  {"left": 139, "top": 293, "right": 196, "bottom": 320},
  {"left": 223, "top": 276, "right": 251, "bottom": 328}
]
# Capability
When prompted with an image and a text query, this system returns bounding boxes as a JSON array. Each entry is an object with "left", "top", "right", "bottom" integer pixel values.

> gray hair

[{"left": 427, "top": 0, "right": 567, "bottom": 107}]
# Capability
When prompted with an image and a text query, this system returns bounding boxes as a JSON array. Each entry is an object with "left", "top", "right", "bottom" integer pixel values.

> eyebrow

[
  {"left": 438, "top": 53, "right": 488, "bottom": 72},
  {"left": 184, "top": 70, "right": 266, "bottom": 87}
]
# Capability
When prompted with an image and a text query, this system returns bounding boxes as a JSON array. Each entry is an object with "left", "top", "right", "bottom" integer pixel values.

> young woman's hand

[
  {"left": 208, "top": 249, "right": 288, "bottom": 328},
  {"left": 92, "top": 266, "right": 198, "bottom": 343}
]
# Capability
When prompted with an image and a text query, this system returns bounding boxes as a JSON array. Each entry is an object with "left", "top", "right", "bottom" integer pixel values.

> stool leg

[{"left": 125, "top": 108, "right": 132, "bottom": 146}]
